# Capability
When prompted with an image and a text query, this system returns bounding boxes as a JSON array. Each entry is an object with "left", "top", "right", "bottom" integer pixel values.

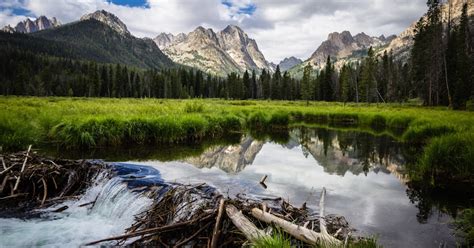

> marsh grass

[
  {"left": 455, "top": 208, "right": 474, "bottom": 246},
  {"left": 419, "top": 132, "right": 474, "bottom": 184},
  {"left": 0, "top": 97, "right": 473, "bottom": 185},
  {"left": 251, "top": 232, "right": 381, "bottom": 248},
  {"left": 252, "top": 228, "right": 292, "bottom": 248}
]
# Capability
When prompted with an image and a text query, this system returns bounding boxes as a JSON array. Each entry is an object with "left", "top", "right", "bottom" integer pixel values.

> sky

[{"left": 0, "top": 0, "right": 428, "bottom": 63}]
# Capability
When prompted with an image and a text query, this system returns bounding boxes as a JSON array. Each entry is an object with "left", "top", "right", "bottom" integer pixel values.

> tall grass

[
  {"left": 0, "top": 96, "right": 473, "bottom": 185},
  {"left": 419, "top": 132, "right": 474, "bottom": 185},
  {"left": 252, "top": 228, "right": 292, "bottom": 248},
  {"left": 455, "top": 208, "right": 474, "bottom": 246}
]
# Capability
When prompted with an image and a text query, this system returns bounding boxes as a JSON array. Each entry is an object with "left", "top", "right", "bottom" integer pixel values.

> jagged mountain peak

[
  {"left": 222, "top": 24, "right": 244, "bottom": 33},
  {"left": 80, "top": 10, "right": 130, "bottom": 36},
  {"left": 192, "top": 26, "right": 216, "bottom": 36},
  {"left": 154, "top": 32, "right": 186, "bottom": 48},
  {"left": 2, "top": 16, "right": 61, "bottom": 33},
  {"left": 278, "top": 56, "right": 303, "bottom": 72},
  {"left": 154, "top": 24, "right": 272, "bottom": 75}
]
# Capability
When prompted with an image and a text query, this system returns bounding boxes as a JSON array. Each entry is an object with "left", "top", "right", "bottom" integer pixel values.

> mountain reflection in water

[
  {"left": 43, "top": 127, "right": 460, "bottom": 247},
  {"left": 130, "top": 128, "right": 456, "bottom": 248},
  {"left": 182, "top": 129, "right": 408, "bottom": 183}
]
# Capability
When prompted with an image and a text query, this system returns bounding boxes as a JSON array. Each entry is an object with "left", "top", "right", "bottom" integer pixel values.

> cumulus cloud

[{"left": 0, "top": 0, "right": 428, "bottom": 63}]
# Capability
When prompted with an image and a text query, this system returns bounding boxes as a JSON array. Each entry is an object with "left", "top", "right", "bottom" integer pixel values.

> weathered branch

[
  {"left": 12, "top": 145, "right": 32, "bottom": 192},
  {"left": 173, "top": 221, "right": 212, "bottom": 248},
  {"left": 85, "top": 213, "right": 214, "bottom": 246},
  {"left": 225, "top": 204, "right": 268, "bottom": 242},
  {"left": 318, "top": 187, "right": 340, "bottom": 245},
  {"left": 210, "top": 198, "right": 225, "bottom": 248},
  {"left": 251, "top": 188, "right": 342, "bottom": 246}
]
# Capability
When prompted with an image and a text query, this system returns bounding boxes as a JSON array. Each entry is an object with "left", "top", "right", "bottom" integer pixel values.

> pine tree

[
  {"left": 300, "top": 64, "right": 314, "bottom": 104},
  {"left": 340, "top": 64, "right": 353, "bottom": 102},
  {"left": 359, "top": 47, "right": 376, "bottom": 103},
  {"left": 321, "top": 56, "right": 334, "bottom": 101},
  {"left": 452, "top": 3, "right": 472, "bottom": 109},
  {"left": 272, "top": 65, "right": 282, "bottom": 99},
  {"left": 242, "top": 70, "right": 250, "bottom": 99},
  {"left": 251, "top": 70, "right": 257, "bottom": 99}
]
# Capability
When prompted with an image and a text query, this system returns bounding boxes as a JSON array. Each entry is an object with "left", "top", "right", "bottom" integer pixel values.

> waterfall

[{"left": 0, "top": 170, "right": 153, "bottom": 247}]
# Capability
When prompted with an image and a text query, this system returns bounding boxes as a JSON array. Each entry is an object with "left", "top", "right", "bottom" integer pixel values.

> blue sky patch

[
  {"left": 9, "top": 7, "right": 31, "bottom": 16},
  {"left": 221, "top": 0, "right": 256, "bottom": 16},
  {"left": 237, "top": 4, "right": 256, "bottom": 15},
  {"left": 108, "top": 0, "right": 150, "bottom": 8}
]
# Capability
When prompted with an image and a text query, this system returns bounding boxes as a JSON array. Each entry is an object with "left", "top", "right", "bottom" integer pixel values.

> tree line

[
  {"left": 0, "top": 1, "right": 471, "bottom": 108},
  {"left": 411, "top": 0, "right": 473, "bottom": 109}
]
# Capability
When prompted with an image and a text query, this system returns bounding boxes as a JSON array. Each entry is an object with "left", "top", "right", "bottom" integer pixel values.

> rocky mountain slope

[
  {"left": 307, "top": 31, "right": 394, "bottom": 69},
  {"left": 80, "top": 10, "right": 130, "bottom": 36},
  {"left": 288, "top": 31, "right": 394, "bottom": 77},
  {"left": 288, "top": 0, "right": 472, "bottom": 78},
  {"left": 154, "top": 25, "right": 273, "bottom": 76},
  {"left": 380, "top": 0, "right": 474, "bottom": 60},
  {"left": 278, "top": 57, "right": 303, "bottom": 72},
  {"left": 1, "top": 10, "right": 173, "bottom": 69},
  {"left": 184, "top": 136, "right": 264, "bottom": 173},
  {"left": 2, "top": 16, "right": 60, "bottom": 33}
]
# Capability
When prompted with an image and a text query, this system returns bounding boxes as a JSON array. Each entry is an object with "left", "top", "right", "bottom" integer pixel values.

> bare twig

[
  {"left": 211, "top": 198, "right": 225, "bottom": 248},
  {"left": 85, "top": 213, "right": 215, "bottom": 246},
  {"left": 12, "top": 145, "right": 32, "bottom": 193},
  {"left": 1, "top": 156, "right": 6, "bottom": 170},
  {"left": 40, "top": 177, "right": 48, "bottom": 206},
  {"left": 0, "top": 164, "right": 15, "bottom": 175},
  {"left": 173, "top": 221, "right": 212, "bottom": 248}
]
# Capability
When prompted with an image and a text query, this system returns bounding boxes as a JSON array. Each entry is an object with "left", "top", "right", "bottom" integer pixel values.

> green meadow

[{"left": 1, "top": 96, "right": 473, "bottom": 186}]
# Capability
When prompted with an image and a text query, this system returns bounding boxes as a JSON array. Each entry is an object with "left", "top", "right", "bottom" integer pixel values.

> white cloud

[{"left": 0, "top": 0, "right": 428, "bottom": 63}]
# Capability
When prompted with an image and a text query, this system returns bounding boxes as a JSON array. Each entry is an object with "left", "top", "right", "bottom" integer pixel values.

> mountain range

[
  {"left": 287, "top": 0, "right": 472, "bottom": 77},
  {"left": 287, "top": 31, "right": 395, "bottom": 77},
  {"left": 2, "top": 0, "right": 472, "bottom": 77},
  {"left": 154, "top": 25, "right": 273, "bottom": 76},
  {"left": 1, "top": 10, "right": 173, "bottom": 69},
  {"left": 1, "top": 16, "right": 60, "bottom": 33}
]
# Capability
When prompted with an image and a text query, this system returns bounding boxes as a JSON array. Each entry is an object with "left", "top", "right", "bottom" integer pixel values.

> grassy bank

[{"left": 1, "top": 96, "right": 473, "bottom": 185}]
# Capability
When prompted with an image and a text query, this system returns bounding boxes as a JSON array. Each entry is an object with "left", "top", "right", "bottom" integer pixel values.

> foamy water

[{"left": 0, "top": 171, "right": 153, "bottom": 247}]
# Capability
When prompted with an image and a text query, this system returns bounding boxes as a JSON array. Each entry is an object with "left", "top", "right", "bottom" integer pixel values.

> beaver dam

[
  {"left": 0, "top": 128, "right": 465, "bottom": 247},
  {"left": 0, "top": 149, "right": 360, "bottom": 247}
]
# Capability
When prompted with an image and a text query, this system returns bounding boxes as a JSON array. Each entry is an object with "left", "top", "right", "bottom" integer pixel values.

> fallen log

[
  {"left": 251, "top": 208, "right": 341, "bottom": 245},
  {"left": 225, "top": 204, "right": 268, "bottom": 242}
]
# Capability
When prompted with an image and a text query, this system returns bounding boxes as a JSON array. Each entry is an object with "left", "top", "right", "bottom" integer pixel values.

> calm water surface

[
  {"left": 128, "top": 128, "right": 457, "bottom": 248},
  {"left": 38, "top": 128, "right": 460, "bottom": 247}
]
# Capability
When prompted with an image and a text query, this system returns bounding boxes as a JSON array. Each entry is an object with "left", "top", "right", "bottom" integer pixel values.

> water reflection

[
  {"left": 42, "top": 127, "right": 464, "bottom": 247},
  {"left": 128, "top": 128, "right": 458, "bottom": 248},
  {"left": 180, "top": 128, "right": 408, "bottom": 182}
]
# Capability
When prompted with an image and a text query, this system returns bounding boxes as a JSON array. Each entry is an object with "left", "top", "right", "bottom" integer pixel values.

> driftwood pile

[
  {"left": 86, "top": 184, "right": 354, "bottom": 247},
  {"left": 0, "top": 146, "right": 104, "bottom": 212},
  {"left": 1, "top": 148, "right": 357, "bottom": 247}
]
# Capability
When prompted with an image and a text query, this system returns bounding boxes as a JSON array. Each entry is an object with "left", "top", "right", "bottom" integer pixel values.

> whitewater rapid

[{"left": 0, "top": 169, "right": 153, "bottom": 247}]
